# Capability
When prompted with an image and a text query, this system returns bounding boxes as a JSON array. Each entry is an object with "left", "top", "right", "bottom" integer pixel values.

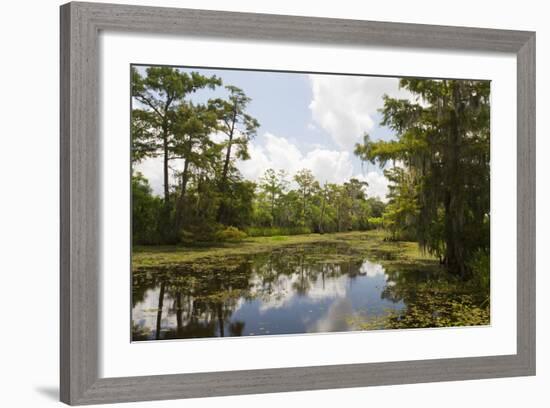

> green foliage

[
  {"left": 468, "top": 248, "right": 490, "bottom": 295},
  {"left": 258, "top": 168, "right": 289, "bottom": 226},
  {"left": 211, "top": 85, "right": 260, "bottom": 225},
  {"left": 131, "top": 66, "right": 223, "bottom": 242},
  {"left": 249, "top": 169, "right": 381, "bottom": 236},
  {"left": 355, "top": 294, "right": 489, "bottom": 330},
  {"left": 367, "top": 217, "right": 384, "bottom": 229},
  {"left": 381, "top": 167, "right": 418, "bottom": 241},
  {"left": 180, "top": 223, "right": 222, "bottom": 244},
  {"left": 215, "top": 227, "right": 248, "bottom": 243},
  {"left": 131, "top": 70, "right": 491, "bottom": 336},
  {"left": 131, "top": 66, "right": 221, "bottom": 172},
  {"left": 355, "top": 79, "right": 490, "bottom": 277},
  {"left": 366, "top": 197, "right": 386, "bottom": 218},
  {"left": 132, "top": 67, "right": 262, "bottom": 243},
  {"left": 209, "top": 85, "right": 260, "bottom": 166},
  {"left": 246, "top": 226, "right": 312, "bottom": 237},
  {"left": 132, "top": 68, "right": 488, "bottom": 283},
  {"left": 350, "top": 271, "right": 490, "bottom": 330},
  {"left": 216, "top": 180, "right": 256, "bottom": 229},
  {"left": 131, "top": 64, "right": 387, "bottom": 246},
  {"left": 132, "top": 173, "right": 162, "bottom": 244},
  {"left": 293, "top": 169, "right": 319, "bottom": 227}
]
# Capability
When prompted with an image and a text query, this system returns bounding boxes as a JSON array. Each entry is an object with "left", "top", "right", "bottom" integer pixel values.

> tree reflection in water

[{"left": 131, "top": 243, "right": 487, "bottom": 341}]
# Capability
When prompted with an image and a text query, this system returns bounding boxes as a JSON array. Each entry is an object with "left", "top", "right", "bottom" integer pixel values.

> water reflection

[{"left": 132, "top": 245, "right": 406, "bottom": 340}]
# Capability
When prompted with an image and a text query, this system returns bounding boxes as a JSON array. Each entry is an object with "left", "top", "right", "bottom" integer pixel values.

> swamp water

[{"left": 132, "top": 244, "right": 460, "bottom": 340}]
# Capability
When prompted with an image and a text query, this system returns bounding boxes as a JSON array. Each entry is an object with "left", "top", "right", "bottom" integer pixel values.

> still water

[{"left": 132, "top": 245, "right": 406, "bottom": 340}]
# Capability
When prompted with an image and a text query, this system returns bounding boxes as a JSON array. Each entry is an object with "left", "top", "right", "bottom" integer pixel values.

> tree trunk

[
  {"left": 271, "top": 192, "right": 275, "bottom": 227},
  {"left": 157, "top": 122, "right": 174, "bottom": 242},
  {"left": 220, "top": 132, "right": 233, "bottom": 188},
  {"left": 319, "top": 188, "right": 326, "bottom": 234},
  {"left": 155, "top": 281, "right": 166, "bottom": 340},
  {"left": 217, "top": 109, "right": 237, "bottom": 224},
  {"left": 443, "top": 83, "right": 467, "bottom": 278},
  {"left": 195, "top": 173, "right": 204, "bottom": 218},
  {"left": 337, "top": 204, "right": 341, "bottom": 232},
  {"left": 444, "top": 193, "right": 466, "bottom": 278},
  {"left": 217, "top": 303, "right": 225, "bottom": 337},
  {"left": 176, "top": 292, "right": 183, "bottom": 332},
  {"left": 162, "top": 123, "right": 170, "bottom": 204},
  {"left": 174, "top": 159, "right": 190, "bottom": 234},
  {"left": 301, "top": 190, "right": 307, "bottom": 227}
]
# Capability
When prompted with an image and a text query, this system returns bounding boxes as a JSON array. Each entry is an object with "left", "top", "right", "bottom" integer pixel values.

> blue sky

[{"left": 134, "top": 66, "right": 414, "bottom": 201}]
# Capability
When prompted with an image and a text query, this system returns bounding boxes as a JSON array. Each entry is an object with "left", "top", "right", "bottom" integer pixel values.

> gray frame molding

[{"left": 60, "top": 2, "right": 536, "bottom": 405}]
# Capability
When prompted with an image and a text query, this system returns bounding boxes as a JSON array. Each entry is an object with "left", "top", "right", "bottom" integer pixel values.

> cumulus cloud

[
  {"left": 308, "top": 75, "right": 414, "bottom": 149},
  {"left": 136, "top": 131, "right": 390, "bottom": 202},
  {"left": 359, "top": 259, "right": 387, "bottom": 277},
  {"left": 238, "top": 132, "right": 390, "bottom": 201},
  {"left": 308, "top": 298, "right": 353, "bottom": 333},
  {"left": 134, "top": 156, "right": 186, "bottom": 197},
  {"left": 238, "top": 132, "right": 354, "bottom": 185},
  {"left": 245, "top": 273, "right": 349, "bottom": 313},
  {"left": 304, "top": 149, "right": 354, "bottom": 185}
]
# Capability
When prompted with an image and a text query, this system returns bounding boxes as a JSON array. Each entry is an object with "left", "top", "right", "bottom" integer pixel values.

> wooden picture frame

[{"left": 60, "top": 2, "right": 535, "bottom": 405}]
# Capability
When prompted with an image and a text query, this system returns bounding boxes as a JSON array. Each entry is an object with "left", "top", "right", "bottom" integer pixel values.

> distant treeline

[{"left": 133, "top": 168, "right": 386, "bottom": 244}]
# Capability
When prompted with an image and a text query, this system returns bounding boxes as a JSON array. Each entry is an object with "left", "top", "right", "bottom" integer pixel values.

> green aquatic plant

[{"left": 349, "top": 283, "right": 489, "bottom": 330}]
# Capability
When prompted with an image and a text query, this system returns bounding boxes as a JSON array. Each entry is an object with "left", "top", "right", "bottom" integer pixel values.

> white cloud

[
  {"left": 134, "top": 156, "right": 186, "bottom": 197},
  {"left": 136, "top": 132, "right": 390, "bottom": 202},
  {"left": 304, "top": 149, "right": 354, "bottom": 185},
  {"left": 354, "top": 171, "right": 389, "bottom": 202},
  {"left": 308, "top": 298, "right": 353, "bottom": 333},
  {"left": 308, "top": 75, "right": 414, "bottom": 149},
  {"left": 209, "top": 130, "right": 227, "bottom": 144},
  {"left": 245, "top": 272, "right": 349, "bottom": 313},
  {"left": 238, "top": 132, "right": 354, "bottom": 185},
  {"left": 359, "top": 259, "right": 387, "bottom": 277}
]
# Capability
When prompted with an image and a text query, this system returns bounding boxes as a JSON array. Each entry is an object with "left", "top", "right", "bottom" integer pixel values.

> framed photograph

[{"left": 60, "top": 1, "right": 535, "bottom": 405}]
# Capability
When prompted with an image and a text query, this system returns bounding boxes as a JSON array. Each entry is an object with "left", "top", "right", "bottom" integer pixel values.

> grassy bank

[{"left": 132, "top": 230, "right": 436, "bottom": 270}]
